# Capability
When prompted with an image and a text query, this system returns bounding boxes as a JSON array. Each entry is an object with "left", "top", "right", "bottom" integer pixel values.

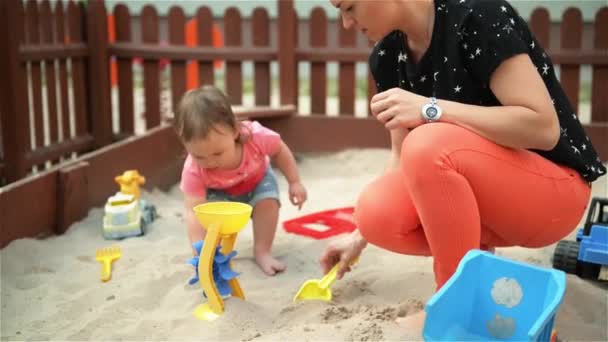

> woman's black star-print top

[{"left": 369, "top": 0, "right": 606, "bottom": 182}]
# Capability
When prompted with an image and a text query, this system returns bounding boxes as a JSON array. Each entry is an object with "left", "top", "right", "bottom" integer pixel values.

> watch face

[{"left": 426, "top": 106, "right": 438, "bottom": 119}]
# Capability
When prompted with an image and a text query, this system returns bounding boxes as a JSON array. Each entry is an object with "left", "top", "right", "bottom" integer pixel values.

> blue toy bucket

[{"left": 423, "top": 250, "right": 566, "bottom": 341}]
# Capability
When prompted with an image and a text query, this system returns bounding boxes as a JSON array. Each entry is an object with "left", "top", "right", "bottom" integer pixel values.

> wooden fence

[
  {"left": 0, "top": 0, "right": 113, "bottom": 185},
  {"left": 0, "top": 0, "right": 607, "bottom": 247}
]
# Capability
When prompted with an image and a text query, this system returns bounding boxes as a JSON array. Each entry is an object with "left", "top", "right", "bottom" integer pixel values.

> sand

[{"left": 1, "top": 149, "right": 607, "bottom": 341}]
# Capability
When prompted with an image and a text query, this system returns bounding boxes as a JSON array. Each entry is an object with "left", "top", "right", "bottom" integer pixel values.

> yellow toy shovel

[
  {"left": 96, "top": 246, "right": 121, "bottom": 282},
  {"left": 293, "top": 257, "right": 359, "bottom": 302}
]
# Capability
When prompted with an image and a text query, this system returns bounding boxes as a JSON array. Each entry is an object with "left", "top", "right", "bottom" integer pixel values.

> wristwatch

[{"left": 421, "top": 97, "right": 442, "bottom": 122}]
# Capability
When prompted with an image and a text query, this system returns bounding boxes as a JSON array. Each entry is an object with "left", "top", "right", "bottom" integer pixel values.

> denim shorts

[{"left": 206, "top": 167, "right": 280, "bottom": 208}]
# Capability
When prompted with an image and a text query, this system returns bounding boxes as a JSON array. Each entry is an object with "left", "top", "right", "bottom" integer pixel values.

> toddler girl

[{"left": 176, "top": 86, "right": 307, "bottom": 275}]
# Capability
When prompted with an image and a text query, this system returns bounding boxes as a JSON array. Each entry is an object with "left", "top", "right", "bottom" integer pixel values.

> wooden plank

[
  {"left": 67, "top": 1, "right": 88, "bottom": 139},
  {"left": 108, "top": 43, "right": 276, "bottom": 61},
  {"left": 163, "top": 105, "right": 297, "bottom": 124},
  {"left": 25, "top": 134, "right": 94, "bottom": 167},
  {"left": 591, "top": 7, "right": 608, "bottom": 123},
  {"left": 296, "top": 48, "right": 368, "bottom": 62},
  {"left": 583, "top": 123, "right": 608, "bottom": 161},
  {"left": 295, "top": 48, "right": 608, "bottom": 65},
  {"left": 0, "top": 0, "right": 30, "bottom": 182},
  {"left": 339, "top": 24, "right": 356, "bottom": 115},
  {"left": 224, "top": 8, "right": 243, "bottom": 105},
  {"left": 26, "top": 42, "right": 596, "bottom": 66},
  {"left": 168, "top": 6, "right": 187, "bottom": 113},
  {"left": 310, "top": 7, "right": 327, "bottom": 115},
  {"left": 19, "top": 43, "right": 88, "bottom": 60},
  {"left": 141, "top": 5, "right": 160, "bottom": 129},
  {"left": 0, "top": 170, "right": 58, "bottom": 246},
  {"left": 26, "top": 0, "right": 45, "bottom": 149},
  {"left": 263, "top": 116, "right": 389, "bottom": 152},
  {"left": 550, "top": 50, "right": 608, "bottom": 65},
  {"left": 232, "top": 105, "right": 295, "bottom": 120},
  {"left": 0, "top": 125, "right": 185, "bottom": 248},
  {"left": 530, "top": 8, "right": 550, "bottom": 49},
  {"left": 560, "top": 8, "right": 582, "bottom": 110},
  {"left": 55, "top": 1, "right": 71, "bottom": 142},
  {"left": 278, "top": 0, "right": 297, "bottom": 105},
  {"left": 86, "top": 0, "right": 113, "bottom": 148},
  {"left": 114, "top": 4, "right": 134, "bottom": 135},
  {"left": 39, "top": 1, "right": 58, "bottom": 146},
  {"left": 56, "top": 161, "right": 89, "bottom": 234},
  {"left": 196, "top": 7, "right": 214, "bottom": 86},
  {"left": 81, "top": 126, "right": 184, "bottom": 208},
  {"left": 252, "top": 8, "right": 270, "bottom": 106}
]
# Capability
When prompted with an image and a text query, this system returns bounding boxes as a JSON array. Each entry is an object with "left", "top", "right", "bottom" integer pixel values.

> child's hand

[{"left": 288, "top": 181, "right": 307, "bottom": 210}]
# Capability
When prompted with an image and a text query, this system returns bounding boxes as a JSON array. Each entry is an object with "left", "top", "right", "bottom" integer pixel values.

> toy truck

[
  {"left": 553, "top": 197, "right": 608, "bottom": 281},
  {"left": 102, "top": 170, "right": 156, "bottom": 239}
]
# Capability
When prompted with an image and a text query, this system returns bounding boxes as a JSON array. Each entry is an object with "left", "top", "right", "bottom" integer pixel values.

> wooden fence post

[
  {"left": 196, "top": 7, "right": 215, "bottom": 86},
  {"left": 0, "top": 0, "right": 30, "bottom": 183},
  {"left": 225, "top": 8, "right": 243, "bottom": 105},
  {"left": 141, "top": 5, "right": 161, "bottom": 129},
  {"left": 86, "top": 0, "right": 113, "bottom": 147},
  {"left": 278, "top": 0, "right": 297, "bottom": 106},
  {"left": 114, "top": 4, "right": 134, "bottom": 136},
  {"left": 591, "top": 7, "right": 608, "bottom": 123},
  {"left": 529, "top": 8, "right": 550, "bottom": 48},
  {"left": 252, "top": 8, "right": 271, "bottom": 106},
  {"left": 560, "top": 8, "right": 582, "bottom": 111},
  {"left": 310, "top": 7, "right": 327, "bottom": 115},
  {"left": 339, "top": 24, "right": 356, "bottom": 115},
  {"left": 56, "top": 161, "right": 90, "bottom": 234},
  {"left": 168, "top": 6, "right": 187, "bottom": 114}
]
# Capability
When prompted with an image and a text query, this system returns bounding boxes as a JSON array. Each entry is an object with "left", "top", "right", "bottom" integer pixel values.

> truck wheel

[
  {"left": 553, "top": 240, "right": 579, "bottom": 275},
  {"left": 579, "top": 261, "right": 600, "bottom": 279},
  {"left": 140, "top": 218, "right": 146, "bottom": 236}
]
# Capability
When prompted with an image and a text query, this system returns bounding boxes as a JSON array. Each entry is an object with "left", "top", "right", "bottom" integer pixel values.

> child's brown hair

[{"left": 174, "top": 85, "right": 243, "bottom": 142}]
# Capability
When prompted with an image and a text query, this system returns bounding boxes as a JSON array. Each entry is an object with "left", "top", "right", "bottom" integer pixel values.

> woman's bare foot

[
  {"left": 396, "top": 310, "right": 426, "bottom": 337},
  {"left": 255, "top": 253, "right": 286, "bottom": 276}
]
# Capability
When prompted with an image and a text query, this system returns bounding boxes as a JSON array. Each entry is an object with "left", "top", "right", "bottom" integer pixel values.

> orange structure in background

[
  {"left": 108, "top": 15, "right": 223, "bottom": 89},
  {"left": 185, "top": 19, "right": 224, "bottom": 90},
  {"left": 108, "top": 14, "right": 117, "bottom": 86}
]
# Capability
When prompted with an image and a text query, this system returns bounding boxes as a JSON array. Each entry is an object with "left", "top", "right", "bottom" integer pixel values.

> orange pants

[{"left": 355, "top": 123, "right": 590, "bottom": 289}]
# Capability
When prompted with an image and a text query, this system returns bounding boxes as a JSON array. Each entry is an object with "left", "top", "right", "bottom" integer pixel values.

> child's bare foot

[
  {"left": 396, "top": 310, "right": 426, "bottom": 337},
  {"left": 255, "top": 253, "right": 286, "bottom": 276}
]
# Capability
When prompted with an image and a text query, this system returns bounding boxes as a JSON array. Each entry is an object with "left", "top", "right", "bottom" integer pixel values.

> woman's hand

[
  {"left": 319, "top": 230, "right": 367, "bottom": 279},
  {"left": 370, "top": 88, "right": 427, "bottom": 130}
]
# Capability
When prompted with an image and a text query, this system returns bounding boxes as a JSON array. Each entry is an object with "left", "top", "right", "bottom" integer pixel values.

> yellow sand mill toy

[{"left": 190, "top": 202, "right": 253, "bottom": 321}]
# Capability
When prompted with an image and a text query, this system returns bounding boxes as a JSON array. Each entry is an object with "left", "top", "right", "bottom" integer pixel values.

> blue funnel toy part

[{"left": 187, "top": 240, "right": 239, "bottom": 297}]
